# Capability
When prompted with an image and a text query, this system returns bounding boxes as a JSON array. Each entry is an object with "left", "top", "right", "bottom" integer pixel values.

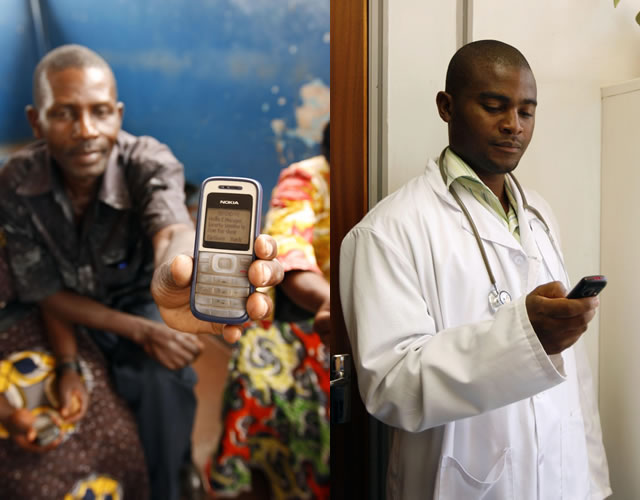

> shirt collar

[
  {"left": 442, "top": 147, "right": 483, "bottom": 188},
  {"left": 14, "top": 141, "right": 53, "bottom": 197},
  {"left": 15, "top": 134, "right": 132, "bottom": 210},
  {"left": 442, "top": 148, "right": 517, "bottom": 212},
  {"left": 441, "top": 147, "right": 520, "bottom": 238},
  {"left": 97, "top": 139, "right": 132, "bottom": 210}
]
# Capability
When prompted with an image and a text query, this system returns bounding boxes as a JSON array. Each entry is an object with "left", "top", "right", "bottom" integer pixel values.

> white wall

[
  {"left": 384, "top": 0, "right": 456, "bottom": 195},
  {"left": 382, "top": 0, "right": 640, "bottom": 394},
  {"left": 600, "top": 78, "right": 640, "bottom": 499}
]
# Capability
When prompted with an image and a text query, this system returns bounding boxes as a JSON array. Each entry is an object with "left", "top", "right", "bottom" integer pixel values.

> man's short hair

[
  {"left": 32, "top": 44, "right": 117, "bottom": 108},
  {"left": 445, "top": 40, "right": 532, "bottom": 97}
]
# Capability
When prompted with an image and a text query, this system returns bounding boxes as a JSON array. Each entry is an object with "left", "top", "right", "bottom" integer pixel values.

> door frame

[{"left": 330, "top": 0, "right": 371, "bottom": 498}]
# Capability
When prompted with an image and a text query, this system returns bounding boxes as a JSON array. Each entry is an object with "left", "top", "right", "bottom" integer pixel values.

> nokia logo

[{"left": 220, "top": 200, "right": 239, "bottom": 205}]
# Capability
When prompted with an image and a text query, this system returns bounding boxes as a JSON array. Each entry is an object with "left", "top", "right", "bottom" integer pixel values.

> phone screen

[
  {"left": 204, "top": 207, "right": 251, "bottom": 245},
  {"left": 202, "top": 192, "right": 253, "bottom": 250}
]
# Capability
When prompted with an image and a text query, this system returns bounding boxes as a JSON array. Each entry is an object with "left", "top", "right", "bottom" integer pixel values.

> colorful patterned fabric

[
  {"left": 0, "top": 313, "right": 149, "bottom": 500},
  {"left": 0, "top": 349, "right": 84, "bottom": 441},
  {"left": 208, "top": 155, "right": 330, "bottom": 499},
  {"left": 207, "top": 320, "right": 329, "bottom": 499},
  {"left": 264, "top": 155, "right": 330, "bottom": 281}
]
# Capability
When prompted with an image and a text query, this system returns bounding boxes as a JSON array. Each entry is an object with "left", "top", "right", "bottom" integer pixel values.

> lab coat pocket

[
  {"left": 561, "top": 415, "right": 590, "bottom": 499},
  {"left": 436, "top": 448, "right": 514, "bottom": 500}
]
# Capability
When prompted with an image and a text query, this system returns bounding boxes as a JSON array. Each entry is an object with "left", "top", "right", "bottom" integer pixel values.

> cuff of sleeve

[
  {"left": 591, "top": 487, "right": 613, "bottom": 500},
  {"left": 517, "top": 295, "right": 567, "bottom": 379}
]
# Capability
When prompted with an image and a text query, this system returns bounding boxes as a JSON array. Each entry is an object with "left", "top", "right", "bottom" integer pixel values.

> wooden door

[{"left": 329, "top": 0, "right": 371, "bottom": 498}]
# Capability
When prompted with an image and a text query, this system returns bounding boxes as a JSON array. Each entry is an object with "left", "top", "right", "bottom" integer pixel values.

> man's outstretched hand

[{"left": 151, "top": 234, "right": 284, "bottom": 343}]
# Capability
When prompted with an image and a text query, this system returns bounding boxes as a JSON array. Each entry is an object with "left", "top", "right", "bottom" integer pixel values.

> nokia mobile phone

[
  {"left": 566, "top": 275, "right": 607, "bottom": 299},
  {"left": 190, "top": 177, "right": 262, "bottom": 324}
]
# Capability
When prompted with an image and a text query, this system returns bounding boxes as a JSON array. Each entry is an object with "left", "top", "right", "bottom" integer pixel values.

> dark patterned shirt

[{"left": 0, "top": 130, "right": 192, "bottom": 306}]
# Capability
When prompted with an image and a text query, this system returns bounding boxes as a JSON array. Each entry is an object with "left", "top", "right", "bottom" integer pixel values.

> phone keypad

[{"left": 194, "top": 252, "right": 253, "bottom": 319}]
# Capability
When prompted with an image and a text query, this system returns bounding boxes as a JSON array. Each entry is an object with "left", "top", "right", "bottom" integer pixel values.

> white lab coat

[{"left": 339, "top": 158, "right": 611, "bottom": 500}]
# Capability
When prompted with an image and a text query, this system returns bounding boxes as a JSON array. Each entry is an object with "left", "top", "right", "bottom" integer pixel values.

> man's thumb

[
  {"left": 530, "top": 280, "right": 567, "bottom": 299},
  {"left": 151, "top": 255, "right": 193, "bottom": 306}
]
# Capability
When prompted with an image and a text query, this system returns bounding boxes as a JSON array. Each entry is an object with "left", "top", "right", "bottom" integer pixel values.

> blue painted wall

[
  {"left": 1, "top": 0, "right": 330, "bottom": 215},
  {"left": 0, "top": 2, "right": 40, "bottom": 144}
]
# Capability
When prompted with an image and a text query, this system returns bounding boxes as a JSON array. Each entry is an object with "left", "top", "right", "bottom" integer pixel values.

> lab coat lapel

[
  {"left": 428, "top": 158, "right": 527, "bottom": 252},
  {"left": 453, "top": 184, "right": 522, "bottom": 250},
  {"left": 508, "top": 175, "right": 543, "bottom": 290}
]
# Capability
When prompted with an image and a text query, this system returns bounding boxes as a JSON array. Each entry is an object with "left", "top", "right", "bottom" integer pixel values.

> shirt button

[{"left": 514, "top": 254, "right": 525, "bottom": 266}]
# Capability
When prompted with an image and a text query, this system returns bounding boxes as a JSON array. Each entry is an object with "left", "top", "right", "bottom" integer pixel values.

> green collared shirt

[{"left": 442, "top": 148, "right": 520, "bottom": 242}]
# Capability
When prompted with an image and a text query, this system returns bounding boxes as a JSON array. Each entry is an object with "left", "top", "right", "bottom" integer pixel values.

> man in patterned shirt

[{"left": 0, "top": 44, "right": 282, "bottom": 500}]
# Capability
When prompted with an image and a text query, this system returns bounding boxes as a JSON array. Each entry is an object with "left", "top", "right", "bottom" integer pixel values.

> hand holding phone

[
  {"left": 566, "top": 275, "right": 607, "bottom": 299},
  {"left": 190, "top": 177, "right": 262, "bottom": 325},
  {"left": 528, "top": 279, "right": 603, "bottom": 355},
  {"left": 33, "top": 412, "right": 61, "bottom": 447}
]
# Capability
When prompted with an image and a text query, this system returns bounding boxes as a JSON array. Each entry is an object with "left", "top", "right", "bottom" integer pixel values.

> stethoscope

[{"left": 437, "top": 148, "right": 565, "bottom": 312}]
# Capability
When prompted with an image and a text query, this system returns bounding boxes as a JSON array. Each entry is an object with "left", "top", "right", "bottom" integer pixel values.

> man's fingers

[
  {"left": 11, "top": 408, "right": 35, "bottom": 431},
  {"left": 248, "top": 235, "right": 284, "bottom": 287},
  {"left": 24, "top": 426, "right": 36, "bottom": 441},
  {"left": 175, "top": 332, "right": 205, "bottom": 355},
  {"left": 537, "top": 313, "right": 594, "bottom": 336},
  {"left": 65, "top": 392, "right": 88, "bottom": 423},
  {"left": 59, "top": 388, "right": 73, "bottom": 418},
  {"left": 527, "top": 287, "right": 600, "bottom": 355},
  {"left": 530, "top": 281, "right": 568, "bottom": 299},
  {"left": 163, "top": 338, "right": 194, "bottom": 367},
  {"left": 222, "top": 325, "right": 242, "bottom": 344},
  {"left": 246, "top": 291, "right": 273, "bottom": 320},
  {"left": 530, "top": 294, "right": 599, "bottom": 320},
  {"left": 15, "top": 435, "right": 42, "bottom": 452},
  {"left": 248, "top": 260, "right": 284, "bottom": 288},
  {"left": 148, "top": 345, "right": 177, "bottom": 370},
  {"left": 550, "top": 296, "right": 599, "bottom": 319},
  {"left": 254, "top": 234, "right": 278, "bottom": 260}
]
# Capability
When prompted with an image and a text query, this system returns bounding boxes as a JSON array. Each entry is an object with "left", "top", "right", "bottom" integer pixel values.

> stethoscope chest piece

[{"left": 489, "top": 287, "right": 512, "bottom": 312}]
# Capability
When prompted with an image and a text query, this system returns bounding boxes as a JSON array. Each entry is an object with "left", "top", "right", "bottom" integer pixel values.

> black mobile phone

[
  {"left": 566, "top": 275, "right": 607, "bottom": 299},
  {"left": 190, "top": 177, "right": 263, "bottom": 325}
]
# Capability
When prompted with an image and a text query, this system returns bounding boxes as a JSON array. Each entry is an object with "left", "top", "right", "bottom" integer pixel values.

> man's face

[
  {"left": 439, "top": 63, "right": 537, "bottom": 178},
  {"left": 27, "top": 66, "right": 123, "bottom": 182}
]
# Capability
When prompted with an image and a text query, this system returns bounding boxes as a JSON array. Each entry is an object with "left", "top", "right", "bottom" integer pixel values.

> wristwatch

[{"left": 54, "top": 359, "right": 82, "bottom": 377}]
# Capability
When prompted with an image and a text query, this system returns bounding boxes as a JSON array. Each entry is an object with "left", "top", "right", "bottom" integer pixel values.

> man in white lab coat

[{"left": 339, "top": 40, "right": 611, "bottom": 499}]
